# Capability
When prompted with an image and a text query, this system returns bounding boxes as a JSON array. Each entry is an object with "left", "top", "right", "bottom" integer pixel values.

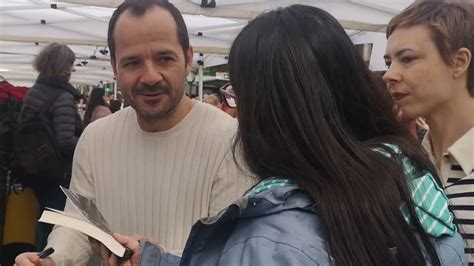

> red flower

[
  {"left": 0, "top": 82, "right": 13, "bottom": 94},
  {"left": 12, "top": 87, "right": 28, "bottom": 102},
  {"left": 0, "top": 82, "right": 29, "bottom": 103},
  {"left": 0, "top": 81, "right": 29, "bottom": 136},
  {"left": 0, "top": 92, "right": 8, "bottom": 102}
]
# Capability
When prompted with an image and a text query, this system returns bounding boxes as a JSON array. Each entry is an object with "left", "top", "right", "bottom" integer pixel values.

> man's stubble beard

[
  {"left": 128, "top": 81, "right": 186, "bottom": 122},
  {"left": 132, "top": 94, "right": 183, "bottom": 122}
]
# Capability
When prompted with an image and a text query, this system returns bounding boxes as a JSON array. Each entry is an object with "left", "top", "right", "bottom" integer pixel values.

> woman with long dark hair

[
  {"left": 83, "top": 87, "right": 111, "bottom": 126},
  {"left": 100, "top": 5, "right": 465, "bottom": 266}
]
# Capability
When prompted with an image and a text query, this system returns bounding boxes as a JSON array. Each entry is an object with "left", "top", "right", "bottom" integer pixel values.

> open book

[{"left": 38, "top": 186, "right": 132, "bottom": 258}]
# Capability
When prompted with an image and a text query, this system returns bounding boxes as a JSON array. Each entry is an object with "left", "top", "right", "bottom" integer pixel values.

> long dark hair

[
  {"left": 229, "top": 5, "right": 441, "bottom": 265},
  {"left": 83, "top": 87, "right": 107, "bottom": 126}
]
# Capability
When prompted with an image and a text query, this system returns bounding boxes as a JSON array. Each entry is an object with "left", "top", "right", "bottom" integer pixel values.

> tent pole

[
  {"left": 198, "top": 64, "right": 203, "bottom": 102},
  {"left": 113, "top": 81, "right": 117, "bottom": 100}
]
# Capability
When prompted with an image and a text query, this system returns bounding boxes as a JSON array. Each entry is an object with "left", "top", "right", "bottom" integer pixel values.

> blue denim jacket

[{"left": 140, "top": 186, "right": 466, "bottom": 265}]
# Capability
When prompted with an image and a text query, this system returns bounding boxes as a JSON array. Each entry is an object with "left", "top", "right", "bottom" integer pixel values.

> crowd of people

[{"left": 11, "top": 0, "right": 473, "bottom": 265}]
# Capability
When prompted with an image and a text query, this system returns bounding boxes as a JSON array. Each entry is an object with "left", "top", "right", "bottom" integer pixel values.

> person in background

[
  {"left": 83, "top": 87, "right": 111, "bottom": 126},
  {"left": 14, "top": 0, "right": 252, "bottom": 265},
  {"left": 109, "top": 92, "right": 124, "bottom": 113},
  {"left": 108, "top": 99, "right": 121, "bottom": 113},
  {"left": 384, "top": 1, "right": 474, "bottom": 263},
  {"left": 202, "top": 93, "right": 221, "bottom": 109},
  {"left": 114, "top": 5, "right": 464, "bottom": 266},
  {"left": 219, "top": 83, "right": 237, "bottom": 118},
  {"left": 18, "top": 43, "right": 83, "bottom": 251},
  {"left": 106, "top": 92, "right": 114, "bottom": 104},
  {"left": 82, "top": 94, "right": 89, "bottom": 106},
  {"left": 78, "top": 94, "right": 88, "bottom": 118}
]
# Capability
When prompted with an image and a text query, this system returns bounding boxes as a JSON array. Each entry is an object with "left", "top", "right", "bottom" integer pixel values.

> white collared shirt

[{"left": 422, "top": 128, "right": 474, "bottom": 264}]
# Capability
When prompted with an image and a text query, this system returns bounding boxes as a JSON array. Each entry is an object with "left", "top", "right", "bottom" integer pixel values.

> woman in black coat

[{"left": 19, "top": 43, "right": 84, "bottom": 249}]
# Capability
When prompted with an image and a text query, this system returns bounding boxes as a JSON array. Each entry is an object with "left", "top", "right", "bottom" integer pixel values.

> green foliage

[{"left": 0, "top": 98, "right": 21, "bottom": 134}]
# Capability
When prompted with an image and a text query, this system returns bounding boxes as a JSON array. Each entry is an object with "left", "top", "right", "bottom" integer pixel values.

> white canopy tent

[{"left": 0, "top": 0, "right": 414, "bottom": 87}]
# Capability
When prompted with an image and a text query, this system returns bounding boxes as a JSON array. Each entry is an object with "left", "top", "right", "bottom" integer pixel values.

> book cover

[{"left": 38, "top": 186, "right": 132, "bottom": 258}]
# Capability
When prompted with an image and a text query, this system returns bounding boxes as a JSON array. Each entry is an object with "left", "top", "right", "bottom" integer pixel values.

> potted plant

[{"left": 0, "top": 78, "right": 29, "bottom": 260}]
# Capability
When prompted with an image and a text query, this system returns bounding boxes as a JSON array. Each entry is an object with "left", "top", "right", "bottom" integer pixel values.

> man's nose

[{"left": 140, "top": 61, "right": 163, "bottom": 86}]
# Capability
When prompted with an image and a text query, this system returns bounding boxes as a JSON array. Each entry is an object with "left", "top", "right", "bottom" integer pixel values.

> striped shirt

[
  {"left": 423, "top": 128, "right": 474, "bottom": 265},
  {"left": 373, "top": 144, "right": 455, "bottom": 237},
  {"left": 247, "top": 143, "right": 457, "bottom": 238}
]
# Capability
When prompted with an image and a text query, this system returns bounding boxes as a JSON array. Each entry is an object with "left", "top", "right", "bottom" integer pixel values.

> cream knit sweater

[{"left": 46, "top": 101, "right": 254, "bottom": 265}]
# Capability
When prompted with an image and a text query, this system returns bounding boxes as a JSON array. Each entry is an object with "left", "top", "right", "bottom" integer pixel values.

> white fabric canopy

[{"left": 0, "top": 0, "right": 414, "bottom": 86}]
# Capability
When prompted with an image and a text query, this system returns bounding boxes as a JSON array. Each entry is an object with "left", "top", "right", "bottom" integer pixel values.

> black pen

[{"left": 38, "top": 247, "right": 55, "bottom": 258}]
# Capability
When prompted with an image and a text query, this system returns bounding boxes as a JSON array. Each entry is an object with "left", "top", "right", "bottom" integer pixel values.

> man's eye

[
  {"left": 123, "top": 61, "right": 139, "bottom": 67},
  {"left": 159, "top": 57, "right": 174, "bottom": 63},
  {"left": 384, "top": 61, "right": 392, "bottom": 68}
]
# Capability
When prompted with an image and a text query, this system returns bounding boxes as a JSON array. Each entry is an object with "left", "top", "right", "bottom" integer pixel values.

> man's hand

[
  {"left": 90, "top": 234, "right": 161, "bottom": 266},
  {"left": 14, "top": 252, "right": 55, "bottom": 266},
  {"left": 395, "top": 106, "right": 418, "bottom": 138}
]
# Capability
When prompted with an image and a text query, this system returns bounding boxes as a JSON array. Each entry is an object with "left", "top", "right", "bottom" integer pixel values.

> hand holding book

[
  {"left": 90, "top": 233, "right": 144, "bottom": 266},
  {"left": 38, "top": 186, "right": 132, "bottom": 258}
]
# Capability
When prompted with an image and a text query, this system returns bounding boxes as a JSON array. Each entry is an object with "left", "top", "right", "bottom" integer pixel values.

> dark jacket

[
  {"left": 20, "top": 75, "right": 83, "bottom": 167},
  {"left": 140, "top": 186, "right": 466, "bottom": 265}
]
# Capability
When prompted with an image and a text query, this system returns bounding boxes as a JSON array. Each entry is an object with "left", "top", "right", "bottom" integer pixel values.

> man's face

[{"left": 112, "top": 6, "right": 192, "bottom": 121}]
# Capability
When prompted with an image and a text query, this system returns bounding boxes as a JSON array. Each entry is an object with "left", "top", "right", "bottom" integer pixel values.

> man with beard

[{"left": 15, "top": 0, "right": 253, "bottom": 265}]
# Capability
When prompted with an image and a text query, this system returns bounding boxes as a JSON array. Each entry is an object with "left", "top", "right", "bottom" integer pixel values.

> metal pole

[
  {"left": 198, "top": 64, "right": 203, "bottom": 102},
  {"left": 113, "top": 81, "right": 117, "bottom": 100}
]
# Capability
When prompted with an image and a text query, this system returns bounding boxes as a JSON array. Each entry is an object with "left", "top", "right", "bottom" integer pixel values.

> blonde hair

[{"left": 203, "top": 94, "right": 220, "bottom": 107}]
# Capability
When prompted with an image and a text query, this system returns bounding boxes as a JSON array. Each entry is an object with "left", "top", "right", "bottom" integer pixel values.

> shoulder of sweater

[
  {"left": 193, "top": 102, "right": 237, "bottom": 130},
  {"left": 85, "top": 106, "right": 132, "bottom": 132}
]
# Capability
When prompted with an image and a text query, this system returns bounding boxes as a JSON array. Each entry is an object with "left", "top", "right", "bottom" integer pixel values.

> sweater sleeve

[
  {"left": 208, "top": 146, "right": 255, "bottom": 216},
  {"left": 46, "top": 127, "right": 98, "bottom": 265},
  {"left": 51, "top": 91, "right": 80, "bottom": 158}
]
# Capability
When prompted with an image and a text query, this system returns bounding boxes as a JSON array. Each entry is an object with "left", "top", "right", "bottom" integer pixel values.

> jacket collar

[
  {"left": 36, "top": 74, "right": 82, "bottom": 100},
  {"left": 200, "top": 186, "right": 316, "bottom": 225},
  {"left": 180, "top": 186, "right": 316, "bottom": 265}
]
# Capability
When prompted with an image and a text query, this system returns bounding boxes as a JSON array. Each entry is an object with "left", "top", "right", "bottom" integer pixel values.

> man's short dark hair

[{"left": 108, "top": 0, "right": 190, "bottom": 65}]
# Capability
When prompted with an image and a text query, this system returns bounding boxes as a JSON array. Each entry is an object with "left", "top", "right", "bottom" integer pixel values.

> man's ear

[
  {"left": 452, "top": 47, "right": 472, "bottom": 79},
  {"left": 185, "top": 46, "right": 194, "bottom": 76}
]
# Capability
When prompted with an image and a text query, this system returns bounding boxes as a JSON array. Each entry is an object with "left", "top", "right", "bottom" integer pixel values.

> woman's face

[
  {"left": 383, "top": 25, "right": 456, "bottom": 120},
  {"left": 65, "top": 64, "right": 74, "bottom": 81}
]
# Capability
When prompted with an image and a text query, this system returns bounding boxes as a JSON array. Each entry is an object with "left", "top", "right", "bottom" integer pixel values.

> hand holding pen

[
  {"left": 13, "top": 248, "right": 55, "bottom": 266},
  {"left": 38, "top": 248, "right": 55, "bottom": 259}
]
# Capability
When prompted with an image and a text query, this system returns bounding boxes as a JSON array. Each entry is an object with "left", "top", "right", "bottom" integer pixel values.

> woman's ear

[{"left": 452, "top": 47, "right": 472, "bottom": 79}]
